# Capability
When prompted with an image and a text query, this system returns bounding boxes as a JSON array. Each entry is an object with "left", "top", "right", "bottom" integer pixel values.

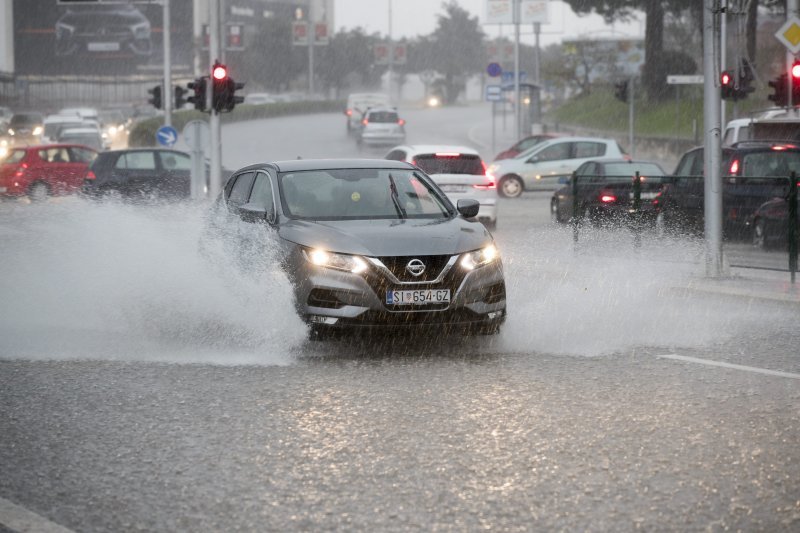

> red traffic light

[
  {"left": 791, "top": 61, "right": 800, "bottom": 80},
  {"left": 212, "top": 64, "right": 228, "bottom": 80},
  {"left": 720, "top": 71, "right": 733, "bottom": 86}
]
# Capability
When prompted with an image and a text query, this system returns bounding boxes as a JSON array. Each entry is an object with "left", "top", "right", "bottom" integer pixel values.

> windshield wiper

[{"left": 388, "top": 174, "right": 407, "bottom": 219}]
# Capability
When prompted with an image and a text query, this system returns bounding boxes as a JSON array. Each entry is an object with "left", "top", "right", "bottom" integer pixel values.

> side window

[
  {"left": 574, "top": 142, "right": 605, "bottom": 158},
  {"left": 674, "top": 150, "right": 700, "bottom": 176},
  {"left": 159, "top": 152, "right": 191, "bottom": 170},
  {"left": 116, "top": 152, "right": 156, "bottom": 170},
  {"left": 247, "top": 172, "right": 276, "bottom": 219},
  {"left": 69, "top": 147, "right": 96, "bottom": 164},
  {"left": 228, "top": 171, "right": 256, "bottom": 206},
  {"left": 532, "top": 142, "right": 571, "bottom": 162},
  {"left": 38, "top": 147, "right": 70, "bottom": 163},
  {"left": 577, "top": 163, "right": 597, "bottom": 179}
]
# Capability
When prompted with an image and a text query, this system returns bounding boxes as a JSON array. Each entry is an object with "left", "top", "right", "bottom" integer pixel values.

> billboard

[{"left": 13, "top": 0, "right": 193, "bottom": 76}]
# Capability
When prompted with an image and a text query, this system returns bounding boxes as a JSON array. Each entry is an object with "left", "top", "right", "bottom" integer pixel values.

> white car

[
  {"left": 345, "top": 92, "right": 390, "bottom": 133},
  {"left": 386, "top": 144, "right": 498, "bottom": 230},
  {"left": 57, "top": 127, "right": 105, "bottom": 152},
  {"left": 358, "top": 107, "right": 406, "bottom": 147},
  {"left": 487, "top": 136, "right": 628, "bottom": 197}
]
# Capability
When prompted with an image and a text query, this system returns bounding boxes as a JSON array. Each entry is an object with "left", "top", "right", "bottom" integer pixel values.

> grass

[{"left": 546, "top": 86, "right": 772, "bottom": 140}]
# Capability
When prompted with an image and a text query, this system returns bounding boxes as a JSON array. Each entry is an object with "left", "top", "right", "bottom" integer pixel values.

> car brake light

[
  {"left": 362, "top": 118, "right": 368, "bottom": 126},
  {"left": 346, "top": 109, "right": 353, "bottom": 116},
  {"left": 398, "top": 119, "right": 405, "bottom": 126},
  {"left": 600, "top": 194, "right": 617, "bottom": 203},
  {"left": 771, "top": 144, "right": 795, "bottom": 151},
  {"left": 435, "top": 152, "right": 459, "bottom": 157},
  {"left": 474, "top": 181, "right": 496, "bottom": 190},
  {"left": 729, "top": 159, "right": 740, "bottom": 174},
  {"left": 13, "top": 162, "right": 27, "bottom": 178},
  {"left": 85, "top": 170, "right": 96, "bottom": 180}
]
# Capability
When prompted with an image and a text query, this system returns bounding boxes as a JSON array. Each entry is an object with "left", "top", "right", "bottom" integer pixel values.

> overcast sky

[{"left": 332, "top": 0, "right": 645, "bottom": 47}]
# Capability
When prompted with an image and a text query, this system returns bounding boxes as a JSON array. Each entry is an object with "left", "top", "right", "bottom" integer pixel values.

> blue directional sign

[
  {"left": 501, "top": 71, "right": 527, "bottom": 86},
  {"left": 485, "top": 84, "right": 503, "bottom": 102},
  {"left": 486, "top": 62, "right": 502, "bottom": 77},
  {"left": 156, "top": 125, "right": 178, "bottom": 147}
]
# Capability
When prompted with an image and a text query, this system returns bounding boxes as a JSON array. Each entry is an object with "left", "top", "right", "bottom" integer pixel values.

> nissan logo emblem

[{"left": 405, "top": 259, "right": 426, "bottom": 277}]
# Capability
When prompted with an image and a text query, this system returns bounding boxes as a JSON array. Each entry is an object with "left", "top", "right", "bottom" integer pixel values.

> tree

[
  {"left": 237, "top": 15, "right": 306, "bottom": 92},
  {"left": 317, "top": 29, "right": 385, "bottom": 97},
  {"left": 426, "top": 1, "right": 487, "bottom": 104}
]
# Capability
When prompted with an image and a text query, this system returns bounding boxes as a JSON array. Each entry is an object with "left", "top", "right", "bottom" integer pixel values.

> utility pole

[
  {"left": 789, "top": 0, "right": 799, "bottom": 107},
  {"left": 628, "top": 76, "right": 635, "bottom": 158},
  {"left": 513, "top": 0, "right": 521, "bottom": 141},
  {"left": 703, "top": 0, "right": 724, "bottom": 277},
  {"left": 387, "top": 0, "right": 393, "bottom": 102},
  {"left": 208, "top": 0, "right": 222, "bottom": 199},
  {"left": 308, "top": 0, "right": 314, "bottom": 95},
  {"left": 162, "top": 0, "right": 172, "bottom": 127}
]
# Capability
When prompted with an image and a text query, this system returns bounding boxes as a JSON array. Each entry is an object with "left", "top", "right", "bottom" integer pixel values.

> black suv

[{"left": 656, "top": 141, "right": 800, "bottom": 238}]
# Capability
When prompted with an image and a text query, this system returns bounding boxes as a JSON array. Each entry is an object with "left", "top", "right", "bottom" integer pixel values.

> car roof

[
  {"left": 238, "top": 159, "right": 414, "bottom": 173},
  {"left": 15, "top": 143, "right": 96, "bottom": 151},
  {"left": 59, "top": 127, "right": 101, "bottom": 135},
  {"left": 392, "top": 145, "right": 480, "bottom": 157}
]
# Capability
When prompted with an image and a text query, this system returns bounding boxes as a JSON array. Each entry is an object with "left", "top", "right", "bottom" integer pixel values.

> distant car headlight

[
  {"left": 427, "top": 96, "right": 440, "bottom": 107},
  {"left": 460, "top": 244, "right": 499, "bottom": 270},
  {"left": 32, "top": 126, "right": 43, "bottom": 136},
  {"left": 0, "top": 146, "right": 8, "bottom": 158},
  {"left": 108, "top": 126, "right": 118, "bottom": 135},
  {"left": 303, "top": 248, "right": 369, "bottom": 274},
  {"left": 7, "top": 128, "right": 14, "bottom": 136}
]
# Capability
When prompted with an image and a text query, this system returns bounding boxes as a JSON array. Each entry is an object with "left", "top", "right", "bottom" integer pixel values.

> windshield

[
  {"left": 738, "top": 151, "right": 800, "bottom": 177},
  {"left": 414, "top": 154, "right": 484, "bottom": 175},
  {"left": 366, "top": 111, "right": 398, "bottom": 123},
  {"left": 279, "top": 168, "right": 452, "bottom": 220},
  {"left": 60, "top": 134, "right": 102, "bottom": 150}
]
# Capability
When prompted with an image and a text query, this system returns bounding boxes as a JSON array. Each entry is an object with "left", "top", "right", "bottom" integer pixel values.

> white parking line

[
  {"left": 0, "top": 496, "right": 75, "bottom": 533},
  {"left": 657, "top": 354, "right": 800, "bottom": 380}
]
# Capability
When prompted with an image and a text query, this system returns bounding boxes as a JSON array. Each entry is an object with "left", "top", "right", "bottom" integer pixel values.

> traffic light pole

[
  {"left": 513, "top": 0, "right": 521, "bottom": 141},
  {"left": 163, "top": 0, "right": 171, "bottom": 127},
  {"left": 703, "top": 0, "right": 724, "bottom": 278},
  {"left": 208, "top": 0, "right": 222, "bottom": 200}
]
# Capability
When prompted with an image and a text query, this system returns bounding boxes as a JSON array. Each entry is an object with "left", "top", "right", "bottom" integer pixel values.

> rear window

[
  {"left": 603, "top": 162, "right": 665, "bottom": 178},
  {"left": 414, "top": 154, "right": 484, "bottom": 175},
  {"left": 2, "top": 149, "right": 27, "bottom": 164},
  {"left": 738, "top": 150, "right": 800, "bottom": 177},
  {"left": 366, "top": 111, "right": 399, "bottom": 123}
]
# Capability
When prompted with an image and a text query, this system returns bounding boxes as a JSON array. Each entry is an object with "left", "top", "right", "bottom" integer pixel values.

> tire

[
  {"left": 27, "top": 181, "right": 48, "bottom": 202},
  {"left": 752, "top": 218, "right": 768, "bottom": 249},
  {"left": 498, "top": 175, "right": 523, "bottom": 198},
  {"left": 550, "top": 200, "right": 563, "bottom": 224}
]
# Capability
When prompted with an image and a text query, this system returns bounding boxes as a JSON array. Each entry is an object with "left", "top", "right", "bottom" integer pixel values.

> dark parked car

[
  {"left": 0, "top": 144, "right": 97, "bottom": 201},
  {"left": 493, "top": 134, "right": 561, "bottom": 161},
  {"left": 83, "top": 148, "right": 193, "bottom": 200},
  {"left": 206, "top": 159, "right": 507, "bottom": 338},
  {"left": 550, "top": 159, "right": 667, "bottom": 224},
  {"left": 749, "top": 193, "right": 799, "bottom": 249},
  {"left": 656, "top": 142, "right": 800, "bottom": 238},
  {"left": 6, "top": 113, "right": 44, "bottom": 145}
]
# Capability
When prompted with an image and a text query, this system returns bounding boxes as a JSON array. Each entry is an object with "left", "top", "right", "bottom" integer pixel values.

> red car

[{"left": 0, "top": 144, "right": 97, "bottom": 201}]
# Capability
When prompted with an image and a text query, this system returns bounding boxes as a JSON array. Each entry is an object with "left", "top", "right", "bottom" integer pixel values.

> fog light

[
  {"left": 488, "top": 312, "right": 498, "bottom": 319},
  {"left": 310, "top": 315, "right": 338, "bottom": 325}
]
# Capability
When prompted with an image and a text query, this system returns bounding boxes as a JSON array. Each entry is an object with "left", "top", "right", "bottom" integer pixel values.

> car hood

[{"left": 279, "top": 217, "right": 490, "bottom": 256}]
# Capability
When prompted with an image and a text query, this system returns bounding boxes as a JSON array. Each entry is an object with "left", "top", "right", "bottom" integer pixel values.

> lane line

[
  {"left": 656, "top": 354, "right": 800, "bottom": 380},
  {"left": 0, "top": 497, "right": 75, "bottom": 533}
]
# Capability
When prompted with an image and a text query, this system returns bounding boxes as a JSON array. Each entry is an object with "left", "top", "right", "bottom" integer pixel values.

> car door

[
  {"left": 519, "top": 141, "right": 572, "bottom": 187},
  {"left": 65, "top": 146, "right": 97, "bottom": 191},
  {"left": 36, "top": 147, "right": 73, "bottom": 193},
  {"left": 572, "top": 142, "right": 608, "bottom": 169},
  {"left": 157, "top": 151, "right": 192, "bottom": 199},
  {"left": 113, "top": 150, "right": 158, "bottom": 197}
]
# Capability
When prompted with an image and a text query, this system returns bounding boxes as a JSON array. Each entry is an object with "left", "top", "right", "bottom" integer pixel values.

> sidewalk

[{"left": 679, "top": 267, "right": 800, "bottom": 305}]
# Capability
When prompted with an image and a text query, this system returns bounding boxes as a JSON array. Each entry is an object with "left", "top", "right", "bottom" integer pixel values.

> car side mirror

[
  {"left": 240, "top": 203, "right": 270, "bottom": 224},
  {"left": 456, "top": 198, "right": 480, "bottom": 218}
]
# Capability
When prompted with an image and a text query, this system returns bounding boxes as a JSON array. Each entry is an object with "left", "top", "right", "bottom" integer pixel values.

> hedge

[{"left": 129, "top": 100, "right": 345, "bottom": 147}]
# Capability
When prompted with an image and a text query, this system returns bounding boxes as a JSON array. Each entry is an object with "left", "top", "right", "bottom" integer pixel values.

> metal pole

[
  {"left": 308, "top": 0, "right": 314, "bottom": 95},
  {"left": 387, "top": 0, "right": 393, "bottom": 102},
  {"left": 788, "top": 171, "right": 797, "bottom": 283},
  {"left": 720, "top": 0, "right": 726, "bottom": 128},
  {"left": 703, "top": 0, "right": 724, "bottom": 277},
  {"left": 162, "top": 0, "right": 171, "bottom": 127},
  {"left": 533, "top": 22, "right": 541, "bottom": 84},
  {"left": 628, "top": 76, "right": 634, "bottom": 158},
  {"left": 513, "top": 0, "right": 521, "bottom": 140},
  {"left": 790, "top": 1, "right": 799, "bottom": 108},
  {"left": 492, "top": 101, "right": 496, "bottom": 156},
  {"left": 209, "top": 0, "right": 222, "bottom": 199}
]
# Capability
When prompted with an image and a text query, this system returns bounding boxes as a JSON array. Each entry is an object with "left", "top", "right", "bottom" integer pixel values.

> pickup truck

[{"left": 654, "top": 141, "right": 799, "bottom": 238}]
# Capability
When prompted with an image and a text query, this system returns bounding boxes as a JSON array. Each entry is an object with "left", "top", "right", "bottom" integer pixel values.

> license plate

[
  {"left": 439, "top": 185, "right": 466, "bottom": 193},
  {"left": 386, "top": 289, "right": 451, "bottom": 305},
  {"left": 88, "top": 42, "right": 121, "bottom": 52}
]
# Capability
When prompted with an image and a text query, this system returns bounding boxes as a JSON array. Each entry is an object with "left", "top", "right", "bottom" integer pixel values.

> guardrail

[{"left": 566, "top": 172, "right": 799, "bottom": 284}]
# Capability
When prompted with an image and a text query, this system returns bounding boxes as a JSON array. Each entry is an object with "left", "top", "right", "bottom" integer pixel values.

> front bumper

[
  {"left": 293, "top": 253, "right": 507, "bottom": 333},
  {"left": 360, "top": 132, "right": 406, "bottom": 146}
]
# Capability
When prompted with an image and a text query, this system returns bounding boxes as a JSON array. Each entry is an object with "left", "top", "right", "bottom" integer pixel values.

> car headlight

[
  {"left": 303, "top": 248, "right": 369, "bottom": 274},
  {"left": 32, "top": 126, "right": 43, "bottom": 136},
  {"left": 460, "top": 244, "right": 499, "bottom": 270},
  {"left": 7, "top": 128, "right": 14, "bottom": 136}
]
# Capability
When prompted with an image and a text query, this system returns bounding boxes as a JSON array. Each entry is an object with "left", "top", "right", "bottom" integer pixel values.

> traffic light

[
  {"left": 187, "top": 77, "right": 207, "bottom": 111},
  {"left": 227, "top": 79, "right": 245, "bottom": 110},
  {"left": 174, "top": 85, "right": 188, "bottom": 109},
  {"left": 720, "top": 70, "right": 735, "bottom": 100},
  {"left": 211, "top": 61, "right": 229, "bottom": 112},
  {"left": 768, "top": 74, "right": 788, "bottom": 107},
  {"left": 613, "top": 80, "right": 628, "bottom": 103},
  {"left": 147, "top": 84, "right": 162, "bottom": 109},
  {"left": 791, "top": 61, "right": 800, "bottom": 105}
]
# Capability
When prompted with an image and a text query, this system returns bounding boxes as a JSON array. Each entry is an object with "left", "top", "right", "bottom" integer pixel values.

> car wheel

[
  {"left": 550, "top": 200, "right": 562, "bottom": 224},
  {"left": 498, "top": 175, "right": 523, "bottom": 198},
  {"left": 27, "top": 181, "right": 48, "bottom": 202},
  {"left": 752, "top": 218, "right": 768, "bottom": 249}
]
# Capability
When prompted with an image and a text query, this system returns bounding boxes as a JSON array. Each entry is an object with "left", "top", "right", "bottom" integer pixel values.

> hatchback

[
  {"left": 207, "top": 159, "right": 507, "bottom": 338},
  {"left": 0, "top": 144, "right": 98, "bottom": 201},
  {"left": 82, "top": 148, "right": 193, "bottom": 200},
  {"left": 386, "top": 145, "right": 498, "bottom": 230},
  {"left": 487, "top": 137, "right": 628, "bottom": 197},
  {"left": 357, "top": 107, "right": 406, "bottom": 147}
]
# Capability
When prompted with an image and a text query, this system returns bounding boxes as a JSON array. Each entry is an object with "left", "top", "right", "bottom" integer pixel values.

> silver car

[
  {"left": 208, "top": 159, "right": 506, "bottom": 338},
  {"left": 357, "top": 107, "right": 406, "bottom": 147}
]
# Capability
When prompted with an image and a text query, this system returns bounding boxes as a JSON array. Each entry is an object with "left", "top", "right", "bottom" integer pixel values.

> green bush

[{"left": 129, "top": 100, "right": 345, "bottom": 147}]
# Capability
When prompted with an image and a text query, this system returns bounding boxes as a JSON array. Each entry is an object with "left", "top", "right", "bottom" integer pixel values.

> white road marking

[
  {"left": 0, "top": 496, "right": 75, "bottom": 533},
  {"left": 657, "top": 353, "right": 800, "bottom": 380}
]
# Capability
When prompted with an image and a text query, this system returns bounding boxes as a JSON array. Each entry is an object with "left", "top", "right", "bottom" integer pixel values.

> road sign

[
  {"left": 666, "top": 75, "right": 704, "bottom": 85},
  {"left": 182, "top": 120, "right": 210, "bottom": 152},
  {"left": 156, "top": 125, "right": 178, "bottom": 147},
  {"left": 486, "top": 84, "right": 503, "bottom": 102},
  {"left": 292, "top": 21, "right": 308, "bottom": 46},
  {"left": 776, "top": 16, "right": 800, "bottom": 54},
  {"left": 487, "top": 62, "right": 502, "bottom": 77},
  {"left": 501, "top": 71, "right": 527, "bottom": 86}
]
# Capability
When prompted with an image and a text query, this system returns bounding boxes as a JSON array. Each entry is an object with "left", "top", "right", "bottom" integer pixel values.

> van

[{"left": 345, "top": 93, "right": 390, "bottom": 133}]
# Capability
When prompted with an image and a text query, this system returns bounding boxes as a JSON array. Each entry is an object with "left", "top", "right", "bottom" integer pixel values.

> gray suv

[{"left": 207, "top": 159, "right": 507, "bottom": 338}]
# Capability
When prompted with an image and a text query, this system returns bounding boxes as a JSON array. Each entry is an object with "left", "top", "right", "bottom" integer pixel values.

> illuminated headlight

[
  {"left": 7, "top": 128, "right": 14, "bottom": 136},
  {"left": 0, "top": 146, "right": 7, "bottom": 158},
  {"left": 32, "top": 126, "right": 43, "bottom": 136},
  {"left": 108, "top": 126, "right": 117, "bottom": 135},
  {"left": 303, "top": 248, "right": 369, "bottom": 274},
  {"left": 132, "top": 22, "right": 151, "bottom": 38},
  {"left": 460, "top": 244, "right": 499, "bottom": 270}
]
